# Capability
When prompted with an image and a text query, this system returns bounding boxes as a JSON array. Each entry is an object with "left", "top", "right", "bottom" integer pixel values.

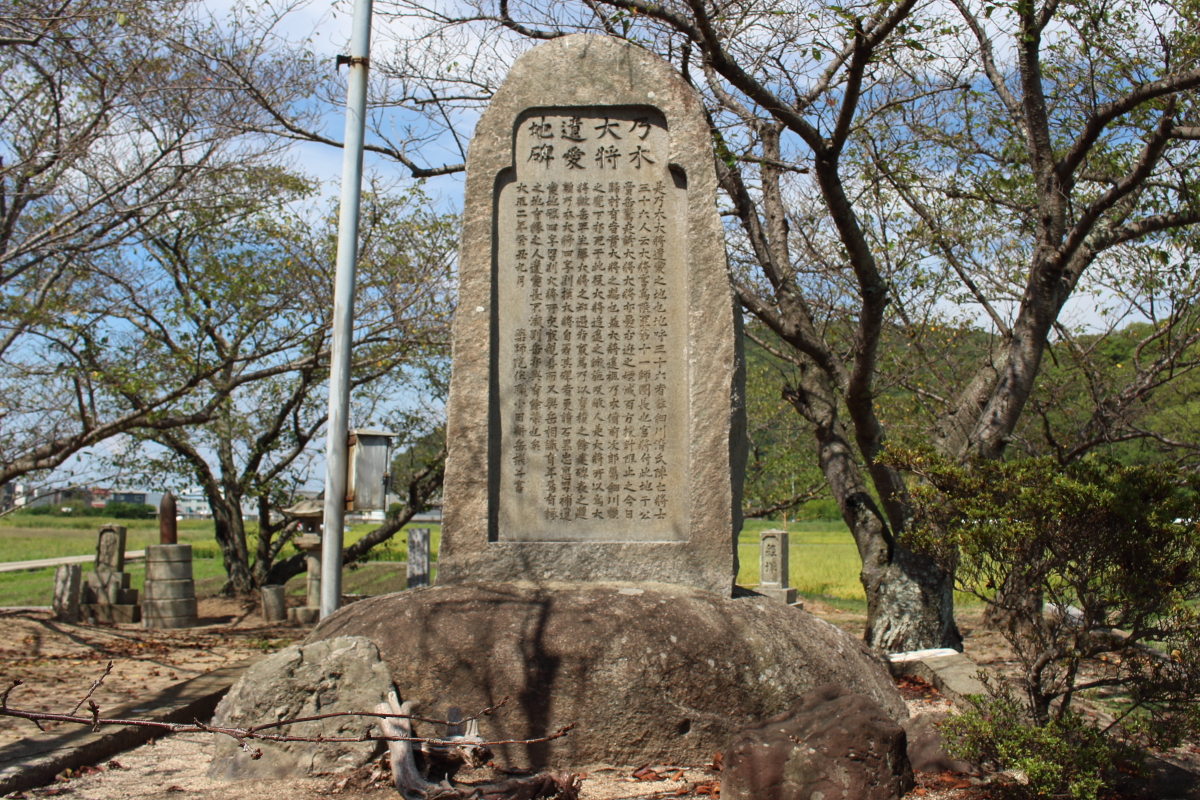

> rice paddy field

[{"left": 0, "top": 512, "right": 974, "bottom": 610}]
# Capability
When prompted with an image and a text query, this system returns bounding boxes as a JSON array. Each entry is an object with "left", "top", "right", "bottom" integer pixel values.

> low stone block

[
  {"left": 756, "top": 586, "right": 798, "bottom": 605},
  {"left": 142, "top": 579, "right": 195, "bottom": 600},
  {"left": 145, "top": 544, "right": 193, "bottom": 562},
  {"left": 142, "top": 614, "right": 197, "bottom": 630},
  {"left": 143, "top": 597, "right": 196, "bottom": 618},
  {"left": 84, "top": 571, "right": 131, "bottom": 604},
  {"left": 287, "top": 607, "right": 320, "bottom": 625},
  {"left": 87, "top": 604, "right": 141, "bottom": 625},
  {"left": 146, "top": 560, "right": 192, "bottom": 582}
]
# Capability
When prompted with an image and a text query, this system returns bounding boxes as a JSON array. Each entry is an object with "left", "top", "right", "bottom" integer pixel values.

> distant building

[
  {"left": 176, "top": 490, "right": 213, "bottom": 518},
  {"left": 0, "top": 483, "right": 29, "bottom": 512},
  {"left": 24, "top": 486, "right": 106, "bottom": 510},
  {"left": 110, "top": 492, "right": 147, "bottom": 506}
]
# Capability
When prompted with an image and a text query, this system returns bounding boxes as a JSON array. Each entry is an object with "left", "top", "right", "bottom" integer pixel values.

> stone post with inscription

[
  {"left": 437, "top": 35, "right": 746, "bottom": 594},
  {"left": 757, "top": 529, "right": 798, "bottom": 605}
]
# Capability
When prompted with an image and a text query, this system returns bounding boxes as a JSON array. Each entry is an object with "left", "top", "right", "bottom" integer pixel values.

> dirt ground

[{"left": 0, "top": 597, "right": 1196, "bottom": 799}]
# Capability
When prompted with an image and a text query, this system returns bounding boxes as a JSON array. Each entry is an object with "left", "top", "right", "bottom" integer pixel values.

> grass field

[
  {"left": 0, "top": 515, "right": 439, "bottom": 607},
  {"left": 0, "top": 513, "right": 976, "bottom": 611}
]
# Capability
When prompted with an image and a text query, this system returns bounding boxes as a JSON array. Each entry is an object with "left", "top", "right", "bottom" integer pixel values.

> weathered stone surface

[
  {"left": 94, "top": 525, "right": 126, "bottom": 573},
  {"left": 308, "top": 583, "right": 905, "bottom": 767},
  {"left": 52, "top": 564, "right": 81, "bottom": 623},
  {"left": 721, "top": 684, "right": 914, "bottom": 800},
  {"left": 439, "top": 34, "right": 746, "bottom": 594},
  {"left": 208, "top": 636, "right": 392, "bottom": 780},
  {"left": 84, "top": 570, "right": 130, "bottom": 604},
  {"left": 407, "top": 527, "right": 430, "bottom": 589}
]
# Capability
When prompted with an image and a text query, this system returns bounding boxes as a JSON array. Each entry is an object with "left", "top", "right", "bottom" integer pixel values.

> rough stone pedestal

[{"left": 309, "top": 582, "right": 907, "bottom": 767}]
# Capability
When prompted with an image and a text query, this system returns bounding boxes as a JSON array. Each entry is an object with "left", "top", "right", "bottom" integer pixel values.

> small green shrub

[{"left": 945, "top": 677, "right": 1113, "bottom": 800}]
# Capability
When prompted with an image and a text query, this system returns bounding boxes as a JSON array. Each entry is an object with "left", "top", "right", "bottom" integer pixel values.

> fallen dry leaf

[{"left": 632, "top": 765, "right": 662, "bottom": 781}]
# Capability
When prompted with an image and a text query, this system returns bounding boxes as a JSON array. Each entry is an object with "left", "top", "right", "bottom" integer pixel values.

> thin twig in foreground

[{"left": 71, "top": 660, "right": 113, "bottom": 715}]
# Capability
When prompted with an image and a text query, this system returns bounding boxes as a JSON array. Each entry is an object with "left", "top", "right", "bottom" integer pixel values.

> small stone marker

[
  {"left": 438, "top": 35, "right": 746, "bottom": 594},
  {"left": 52, "top": 564, "right": 82, "bottom": 623},
  {"left": 407, "top": 528, "right": 430, "bottom": 589},
  {"left": 261, "top": 585, "right": 287, "bottom": 622},
  {"left": 757, "top": 529, "right": 797, "bottom": 605},
  {"left": 83, "top": 524, "right": 140, "bottom": 624},
  {"left": 95, "top": 524, "right": 126, "bottom": 573}
]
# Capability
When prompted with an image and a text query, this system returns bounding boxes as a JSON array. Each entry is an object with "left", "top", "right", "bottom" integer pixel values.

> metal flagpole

[{"left": 320, "top": 0, "right": 374, "bottom": 620}]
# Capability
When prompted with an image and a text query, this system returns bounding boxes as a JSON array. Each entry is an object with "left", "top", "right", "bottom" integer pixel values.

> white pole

[{"left": 321, "top": 0, "right": 373, "bottom": 620}]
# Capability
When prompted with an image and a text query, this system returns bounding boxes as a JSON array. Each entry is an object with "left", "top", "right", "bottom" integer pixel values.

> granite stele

[
  {"left": 278, "top": 36, "right": 904, "bottom": 771},
  {"left": 436, "top": 34, "right": 747, "bottom": 594}
]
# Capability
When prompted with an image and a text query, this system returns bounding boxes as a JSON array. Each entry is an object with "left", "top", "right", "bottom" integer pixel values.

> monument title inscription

[
  {"left": 438, "top": 35, "right": 745, "bottom": 593},
  {"left": 497, "top": 108, "right": 686, "bottom": 541}
]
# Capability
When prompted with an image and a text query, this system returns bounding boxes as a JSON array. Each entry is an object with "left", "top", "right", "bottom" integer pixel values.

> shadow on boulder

[{"left": 307, "top": 581, "right": 907, "bottom": 767}]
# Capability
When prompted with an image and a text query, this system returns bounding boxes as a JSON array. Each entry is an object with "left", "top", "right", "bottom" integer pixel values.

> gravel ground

[{"left": 5, "top": 598, "right": 1196, "bottom": 799}]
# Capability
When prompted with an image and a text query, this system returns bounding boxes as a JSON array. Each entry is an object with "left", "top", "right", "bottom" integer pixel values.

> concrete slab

[
  {"left": 0, "top": 658, "right": 257, "bottom": 796},
  {"left": 888, "top": 651, "right": 989, "bottom": 709}
]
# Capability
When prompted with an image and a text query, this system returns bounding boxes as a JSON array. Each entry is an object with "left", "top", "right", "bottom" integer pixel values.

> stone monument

[
  {"left": 757, "top": 529, "right": 798, "bottom": 605},
  {"left": 291, "top": 36, "right": 904, "bottom": 772},
  {"left": 83, "top": 524, "right": 140, "bottom": 624},
  {"left": 437, "top": 34, "right": 746, "bottom": 593}
]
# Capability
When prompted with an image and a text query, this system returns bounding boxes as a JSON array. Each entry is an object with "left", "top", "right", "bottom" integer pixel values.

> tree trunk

[
  {"left": 210, "top": 495, "right": 254, "bottom": 595},
  {"left": 787, "top": 375, "right": 961, "bottom": 652}
]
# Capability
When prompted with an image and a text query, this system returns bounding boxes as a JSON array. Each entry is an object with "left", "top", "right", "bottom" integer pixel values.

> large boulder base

[
  {"left": 721, "top": 683, "right": 915, "bottom": 800},
  {"left": 208, "top": 637, "right": 392, "bottom": 780},
  {"left": 307, "top": 582, "right": 906, "bottom": 767}
]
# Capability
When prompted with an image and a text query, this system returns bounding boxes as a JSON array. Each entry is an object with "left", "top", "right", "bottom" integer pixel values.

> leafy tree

[
  {"left": 893, "top": 448, "right": 1200, "bottom": 742},
  {"left": 110, "top": 182, "right": 456, "bottom": 594},
  {"left": 741, "top": 327, "right": 827, "bottom": 520},
  {"left": 204, "top": 0, "right": 1200, "bottom": 649},
  {"left": 0, "top": 0, "right": 286, "bottom": 484}
]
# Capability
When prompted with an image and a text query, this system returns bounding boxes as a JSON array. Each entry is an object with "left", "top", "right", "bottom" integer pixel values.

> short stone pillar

[
  {"left": 758, "top": 530, "right": 798, "bottom": 606},
  {"left": 261, "top": 585, "right": 288, "bottom": 622},
  {"left": 287, "top": 534, "right": 322, "bottom": 625},
  {"left": 83, "top": 525, "right": 141, "bottom": 624},
  {"left": 407, "top": 528, "right": 430, "bottom": 589},
  {"left": 52, "top": 564, "right": 82, "bottom": 623},
  {"left": 142, "top": 544, "right": 198, "bottom": 629}
]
